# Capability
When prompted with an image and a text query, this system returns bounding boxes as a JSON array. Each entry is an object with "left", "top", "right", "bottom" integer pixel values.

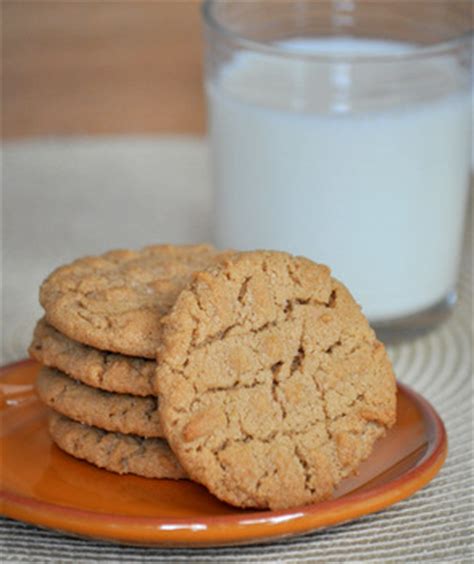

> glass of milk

[{"left": 202, "top": 0, "right": 472, "bottom": 338}]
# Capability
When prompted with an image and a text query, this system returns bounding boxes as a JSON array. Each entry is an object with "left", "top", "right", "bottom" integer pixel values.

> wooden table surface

[{"left": 3, "top": 1, "right": 205, "bottom": 139}]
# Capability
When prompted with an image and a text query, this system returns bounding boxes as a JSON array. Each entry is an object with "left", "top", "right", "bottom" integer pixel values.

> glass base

[{"left": 371, "top": 291, "right": 457, "bottom": 345}]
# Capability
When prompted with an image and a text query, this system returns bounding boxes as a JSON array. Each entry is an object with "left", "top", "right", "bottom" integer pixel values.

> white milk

[{"left": 207, "top": 38, "right": 472, "bottom": 322}]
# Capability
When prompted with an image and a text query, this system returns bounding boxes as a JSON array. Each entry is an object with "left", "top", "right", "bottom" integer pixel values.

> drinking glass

[{"left": 202, "top": 0, "right": 473, "bottom": 338}]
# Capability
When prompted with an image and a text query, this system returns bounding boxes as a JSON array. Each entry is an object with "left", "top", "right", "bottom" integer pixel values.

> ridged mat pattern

[{"left": 2, "top": 139, "right": 472, "bottom": 562}]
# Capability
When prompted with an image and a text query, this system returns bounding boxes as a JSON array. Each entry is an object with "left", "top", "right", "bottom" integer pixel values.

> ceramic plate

[{"left": 0, "top": 360, "right": 447, "bottom": 546}]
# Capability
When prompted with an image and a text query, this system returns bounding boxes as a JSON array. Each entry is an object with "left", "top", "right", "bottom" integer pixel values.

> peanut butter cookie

[
  {"left": 30, "top": 318, "right": 155, "bottom": 396},
  {"left": 156, "top": 251, "right": 396, "bottom": 510},
  {"left": 37, "top": 367, "right": 163, "bottom": 438},
  {"left": 40, "top": 244, "right": 229, "bottom": 358},
  {"left": 48, "top": 411, "right": 185, "bottom": 479}
]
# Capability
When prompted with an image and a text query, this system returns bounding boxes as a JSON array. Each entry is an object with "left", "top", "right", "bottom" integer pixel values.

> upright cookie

[
  {"left": 48, "top": 411, "right": 185, "bottom": 479},
  {"left": 29, "top": 318, "right": 156, "bottom": 396},
  {"left": 156, "top": 251, "right": 396, "bottom": 510},
  {"left": 37, "top": 367, "right": 163, "bottom": 438},
  {"left": 40, "top": 244, "right": 230, "bottom": 358}
]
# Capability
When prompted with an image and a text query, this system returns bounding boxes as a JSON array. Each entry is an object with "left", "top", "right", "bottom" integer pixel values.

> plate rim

[{"left": 0, "top": 359, "right": 448, "bottom": 546}]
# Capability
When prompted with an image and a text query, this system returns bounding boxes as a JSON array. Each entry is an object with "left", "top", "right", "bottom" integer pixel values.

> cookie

[
  {"left": 29, "top": 318, "right": 155, "bottom": 396},
  {"left": 39, "top": 244, "right": 230, "bottom": 358},
  {"left": 36, "top": 367, "right": 163, "bottom": 438},
  {"left": 156, "top": 251, "right": 396, "bottom": 510},
  {"left": 48, "top": 411, "right": 186, "bottom": 479}
]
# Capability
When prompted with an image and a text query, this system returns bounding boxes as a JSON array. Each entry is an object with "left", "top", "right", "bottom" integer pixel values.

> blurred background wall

[
  {"left": 3, "top": 0, "right": 205, "bottom": 139},
  {"left": 3, "top": 1, "right": 214, "bottom": 354}
]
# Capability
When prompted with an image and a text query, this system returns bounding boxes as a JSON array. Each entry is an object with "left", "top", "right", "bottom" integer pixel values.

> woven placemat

[{"left": 2, "top": 138, "right": 472, "bottom": 562}]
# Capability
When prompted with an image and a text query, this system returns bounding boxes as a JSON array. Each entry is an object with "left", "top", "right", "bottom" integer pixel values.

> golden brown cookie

[
  {"left": 156, "top": 251, "right": 396, "bottom": 510},
  {"left": 29, "top": 318, "right": 155, "bottom": 396},
  {"left": 48, "top": 411, "right": 186, "bottom": 479},
  {"left": 39, "top": 244, "right": 230, "bottom": 358},
  {"left": 36, "top": 367, "right": 163, "bottom": 438}
]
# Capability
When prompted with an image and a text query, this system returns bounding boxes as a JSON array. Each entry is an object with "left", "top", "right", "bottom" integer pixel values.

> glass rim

[{"left": 202, "top": 0, "right": 473, "bottom": 63}]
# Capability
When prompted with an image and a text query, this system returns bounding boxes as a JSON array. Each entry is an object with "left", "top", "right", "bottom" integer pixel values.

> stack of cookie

[
  {"left": 29, "top": 245, "right": 229, "bottom": 481},
  {"left": 30, "top": 245, "right": 397, "bottom": 510}
]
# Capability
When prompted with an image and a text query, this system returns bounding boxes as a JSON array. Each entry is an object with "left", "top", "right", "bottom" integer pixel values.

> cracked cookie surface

[
  {"left": 37, "top": 367, "right": 163, "bottom": 438},
  {"left": 48, "top": 411, "right": 186, "bottom": 479},
  {"left": 156, "top": 251, "right": 396, "bottom": 510},
  {"left": 40, "top": 244, "right": 230, "bottom": 358},
  {"left": 30, "top": 318, "right": 156, "bottom": 396}
]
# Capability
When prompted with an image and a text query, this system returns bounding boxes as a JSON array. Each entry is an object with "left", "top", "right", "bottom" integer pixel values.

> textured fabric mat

[{"left": 2, "top": 137, "right": 473, "bottom": 562}]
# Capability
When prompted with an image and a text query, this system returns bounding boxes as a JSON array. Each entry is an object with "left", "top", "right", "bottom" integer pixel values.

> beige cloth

[{"left": 2, "top": 137, "right": 472, "bottom": 562}]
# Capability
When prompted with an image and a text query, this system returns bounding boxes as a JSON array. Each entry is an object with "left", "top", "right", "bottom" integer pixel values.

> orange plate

[{"left": 0, "top": 360, "right": 447, "bottom": 547}]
